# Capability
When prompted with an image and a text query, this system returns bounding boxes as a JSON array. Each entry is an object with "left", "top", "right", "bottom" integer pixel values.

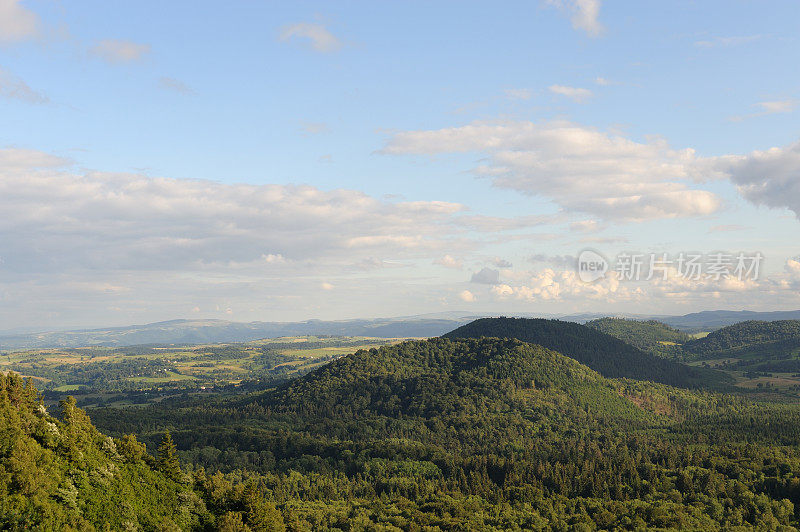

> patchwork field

[{"left": 0, "top": 336, "right": 410, "bottom": 407}]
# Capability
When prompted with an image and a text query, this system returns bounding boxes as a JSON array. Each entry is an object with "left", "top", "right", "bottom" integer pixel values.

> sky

[{"left": 1, "top": 0, "right": 800, "bottom": 331}]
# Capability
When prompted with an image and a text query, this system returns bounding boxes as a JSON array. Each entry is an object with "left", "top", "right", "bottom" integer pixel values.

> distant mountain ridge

[
  {"left": 4, "top": 309, "right": 800, "bottom": 350},
  {"left": 662, "top": 310, "right": 800, "bottom": 332}
]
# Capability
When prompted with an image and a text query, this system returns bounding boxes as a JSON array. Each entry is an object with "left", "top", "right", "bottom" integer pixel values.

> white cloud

[
  {"left": 719, "top": 140, "right": 800, "bottom": 219},
  {"left": 383, "top": 120, "right": 723, "bottom": 222},
  {"left": 279, "top": 23, "right": 342, "bottom": 53},
  {"left": 0, "top": 67, "right": 47, "bottom": 103},
  {"left": 0, "top": 148, "right": 476, "bottom": 276},
  {"left": 546, "top": 0, "right": 603, "bottom": 37},
  {"left": 262, "top": 253, "right": 286, "bottom": 263},
  {"left": 0, "top": 148, "right": 503, "bottom": 327},
  {"left": 0, "top": 0, "right": 39, "bottom": 44},
  {"left": 321, "top": 282, "right": 335, "bottom": 291},
  {"left": 549, "top": 84, "right": 593, "bottom": 103},
  {"left": 459, "top": 290, "right": 476, "bottom": 302},
  {"left": 90, "top": 40, "right": 151, "bottom": 64},
  {"left": 435, "top": 255, "right": 463, "bottom": 269},
  {"left": 730, "top": 99, "right": 796, "bottom": 122},
  {"left": 159, "top": 77, "right": 194, "bottom": 95},
  {"left": 757, "top": 100, "right": 796, "bottom": 114},
  {"left": 491, "top": 268, "right": 625, "bottom": 301},
  {"left": 569, "top": 219, "right": 599, "bottom": 232}
]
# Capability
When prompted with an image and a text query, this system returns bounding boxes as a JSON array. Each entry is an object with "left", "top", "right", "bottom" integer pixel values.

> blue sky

[{"left": 1, "top": 0, "right": 800, "bottom": 330}]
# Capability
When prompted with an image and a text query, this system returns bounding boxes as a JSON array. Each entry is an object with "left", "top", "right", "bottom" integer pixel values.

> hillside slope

[
  {"left": 443, "top": 317, "right": 731, "bottom": 389},
  {"left": 258, "top": 337, "right": 650, "bottom": 431},
  {"left": 684, "top": 320, "right": 800, "bottom": 357},
  {"left": 586, "top": 317, "right": 690, "bottom": 358}
]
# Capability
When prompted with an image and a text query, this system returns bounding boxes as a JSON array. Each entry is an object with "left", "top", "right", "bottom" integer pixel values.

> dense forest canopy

[
  {"left": 585, "top": 317, "right": 691, "bottom": 359},
  {"left": 443, "top": 317, "right": 731, "bottom": 389},
  {"left": 9, "top": 322, "right": 800, "bottom": 529},
  {"left": 684, "top": 320, "right": 800, "bottom": 358}
]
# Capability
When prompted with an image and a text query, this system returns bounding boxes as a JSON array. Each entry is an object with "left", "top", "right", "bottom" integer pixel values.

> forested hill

[
  {"left": 683, "top": 319, "right": 800, "bottom": 358},
  {"left": 257, "top": 337, "right": 642, "bottom": 426},
  {"left": 586, "top": 317, "right": 691, "bottom": 358},
  {"left": 443, "top": 317, "right": 731, "bottom": 389}
]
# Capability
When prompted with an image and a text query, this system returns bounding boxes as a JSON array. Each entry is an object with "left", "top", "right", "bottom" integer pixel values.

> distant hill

[
  {"left": 586, "top": 317, "right": 691, "bottom": 358},
  {"left": 683, "top": 320, "right": 800, "bottom": 373},
  {"left": 6, "top": 309, "right": 800, "bottom": 350},
  {"left": 662, "top": 310, "right": 800, "bottom": 332},
  {"left": 0, "top": 317, "right": 475, "bottom": 350},
  {"left": 443, "top": 317, "right": 731, "bottom": 389}
]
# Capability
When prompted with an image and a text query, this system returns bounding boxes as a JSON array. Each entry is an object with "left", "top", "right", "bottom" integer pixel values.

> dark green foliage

[
  {"left": 685, "top": 320, "right": 800, "bottom": 359},
  {"left": 13, "top": 332, "right": 800, "bottom": 529},
  {"left": 586, "top": 317, "right": 691, "bottom": 358},
  {"left": 444, "top": 317, "right": 731, "bottom": 388},
  {"left": 0, "top": 373, "right": 285, "bottom": 531},
  {"left": 88, "top": 337, "right": 800, "bottom": 529}
]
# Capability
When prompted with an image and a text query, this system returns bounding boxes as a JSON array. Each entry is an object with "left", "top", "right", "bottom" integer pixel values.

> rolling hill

[
  {"left": 443, "top": 317, "right": 731, "bottom": 389},
  {"left": 585, "top": 317, "right": 691, "bottom": 358},
  {"left": 682, "top": 320, "right": 800, "bottom": 373}
]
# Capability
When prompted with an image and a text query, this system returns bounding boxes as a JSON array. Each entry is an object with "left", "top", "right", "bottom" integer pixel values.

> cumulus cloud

[
  {"left": 90, "top": 39, "right": 151, "bottom": 64},
  {"left": 0, "top": 0, "right": 39, "bottom": 44},
  {"left": 459, "top": 290, "right": 476, "bottom": 302},
  {"left": 471, "top": 267, "right": 500, "bottom": 285},
  {"left": 549, "top": 84, "right": 593, "bottom": 102},
  {"left": 491, "top": 269, "right": 625, "bottom": 302},
  {"left": 0, "top": 148, "right": 502, "bottom": 326},
  {"left": 487, "top": 258, "right": 800, "bottom": 306},
  {"left": 0, "top": 68, "right": 47, "bottom": 103},
  {"left": 0, "top": 148, "right": 474, "bottom": 276},
  {"left": 279, "top": 23, "right": 342, "bottom": 53},
  {"left": 546, "top": 0, "right": 603, "bottom": 37},
  {"left": 719, "top": 140, "right": 800, "bottom": 219},
  {"left": 435, "top": 255, "right": 463, "bottom": 269},
  {"left": 383, "top": 120, "right": 723, "bottom": 222}
]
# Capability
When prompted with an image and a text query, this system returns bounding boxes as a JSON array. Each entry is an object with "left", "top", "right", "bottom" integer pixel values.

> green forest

[{"left": 6, "top": 318, "right": 800, "bottom": 529}]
